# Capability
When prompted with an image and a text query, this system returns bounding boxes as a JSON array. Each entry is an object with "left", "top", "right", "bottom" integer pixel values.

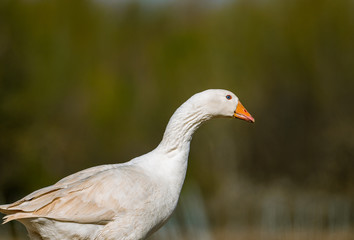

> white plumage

[{"left": 0, "top": 89, "right": 254, "bottom": 240}]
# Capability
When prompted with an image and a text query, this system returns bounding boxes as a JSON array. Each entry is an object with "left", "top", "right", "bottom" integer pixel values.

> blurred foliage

[{"left": 0, "top": 0, "right": 354, "bottom": 237}]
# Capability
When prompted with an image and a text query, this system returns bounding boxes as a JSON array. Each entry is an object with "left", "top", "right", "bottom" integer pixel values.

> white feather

[{"left": 0, "top": 89, "right": 246, "bottom": 240}]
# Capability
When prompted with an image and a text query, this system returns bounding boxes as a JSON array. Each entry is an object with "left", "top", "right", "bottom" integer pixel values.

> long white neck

[
  {"left": 130, "top": 97, "right": 213, "bottom": 206},
  {"left": 157, "top": 100, "right": 211, "bottom": 154},
  {"left": 139, "top": 100, "right": 211, "bottom": 199}
]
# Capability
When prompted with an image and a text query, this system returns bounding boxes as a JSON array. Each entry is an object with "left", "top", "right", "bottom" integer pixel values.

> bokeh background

[{"left": 1, "top": 0, "right": 354, "bottom": 239}]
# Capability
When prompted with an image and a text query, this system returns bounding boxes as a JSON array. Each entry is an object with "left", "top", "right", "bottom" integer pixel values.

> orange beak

[{"left": 233, "top": 101, "right": 255, "bottom": 123}]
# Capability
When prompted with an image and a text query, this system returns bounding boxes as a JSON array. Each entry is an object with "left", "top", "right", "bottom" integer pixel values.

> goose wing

[{"left": 0, "top": 164, "right": 152, "bottom": 224}]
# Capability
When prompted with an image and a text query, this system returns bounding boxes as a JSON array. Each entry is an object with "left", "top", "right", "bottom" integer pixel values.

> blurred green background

[{"left": 1, "top": 0, "right": 354, "bottom": 239}]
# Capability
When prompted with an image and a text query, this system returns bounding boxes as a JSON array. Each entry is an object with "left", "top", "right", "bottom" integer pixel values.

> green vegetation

[{"left": 0, "top": 0, "right": 353, "bottom": 239}]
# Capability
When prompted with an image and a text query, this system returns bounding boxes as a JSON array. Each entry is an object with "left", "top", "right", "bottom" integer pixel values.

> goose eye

[{"left": 226, "top": 95, "right": 232, "bottom": 100}]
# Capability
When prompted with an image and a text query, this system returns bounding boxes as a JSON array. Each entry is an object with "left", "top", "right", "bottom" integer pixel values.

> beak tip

[
  {"left": 234, "top": 101, "right": 255, "bottom": 123},
  {"left": 246, "top": 116, "right": 255, "bottom": 123}
]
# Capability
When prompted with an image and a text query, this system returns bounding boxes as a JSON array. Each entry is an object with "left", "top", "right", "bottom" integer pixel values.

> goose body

[{"left": 0, "top": 89, "right": 254, "bottom": 240}]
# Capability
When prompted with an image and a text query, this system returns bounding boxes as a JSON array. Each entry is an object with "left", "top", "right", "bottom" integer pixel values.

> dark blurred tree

[{"left": 0, "top": 1, "right": 353, "bottom": 235}]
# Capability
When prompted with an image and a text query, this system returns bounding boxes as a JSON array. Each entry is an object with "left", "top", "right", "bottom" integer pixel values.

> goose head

[
  {"left": 158, "top": 89, "right": 254, "bottom": 151},
  {"left": 189, "top": 89, "right": 255, "bottom": 123}
]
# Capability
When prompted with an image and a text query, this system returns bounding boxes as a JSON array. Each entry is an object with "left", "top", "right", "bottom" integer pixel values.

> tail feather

[
  {"left": 1, "top": 204, "right": 24, "bottom": 224},
  {"left": 0, "top": 204, "right": 11, "bottom": 214},
  {"left": 3, "top": 212, "right": 35, "bottom": 224},
  {"left": 0, "top": 186, "right": 63, "bottom": 224}
]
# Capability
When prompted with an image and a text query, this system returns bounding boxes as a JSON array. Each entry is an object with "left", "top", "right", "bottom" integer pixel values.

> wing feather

[{"left": 0, "top": 163, "right": 147, "bottom": 225}]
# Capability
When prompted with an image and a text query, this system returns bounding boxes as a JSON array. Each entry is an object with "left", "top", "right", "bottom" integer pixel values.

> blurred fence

[{"left": 154, "top": 183, "right": 354, "bottom": 240}]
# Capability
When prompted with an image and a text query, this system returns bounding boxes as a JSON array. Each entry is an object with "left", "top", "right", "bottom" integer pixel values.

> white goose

[{"left": 0, "top": 89, "right": 254, "bottom": 240}]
